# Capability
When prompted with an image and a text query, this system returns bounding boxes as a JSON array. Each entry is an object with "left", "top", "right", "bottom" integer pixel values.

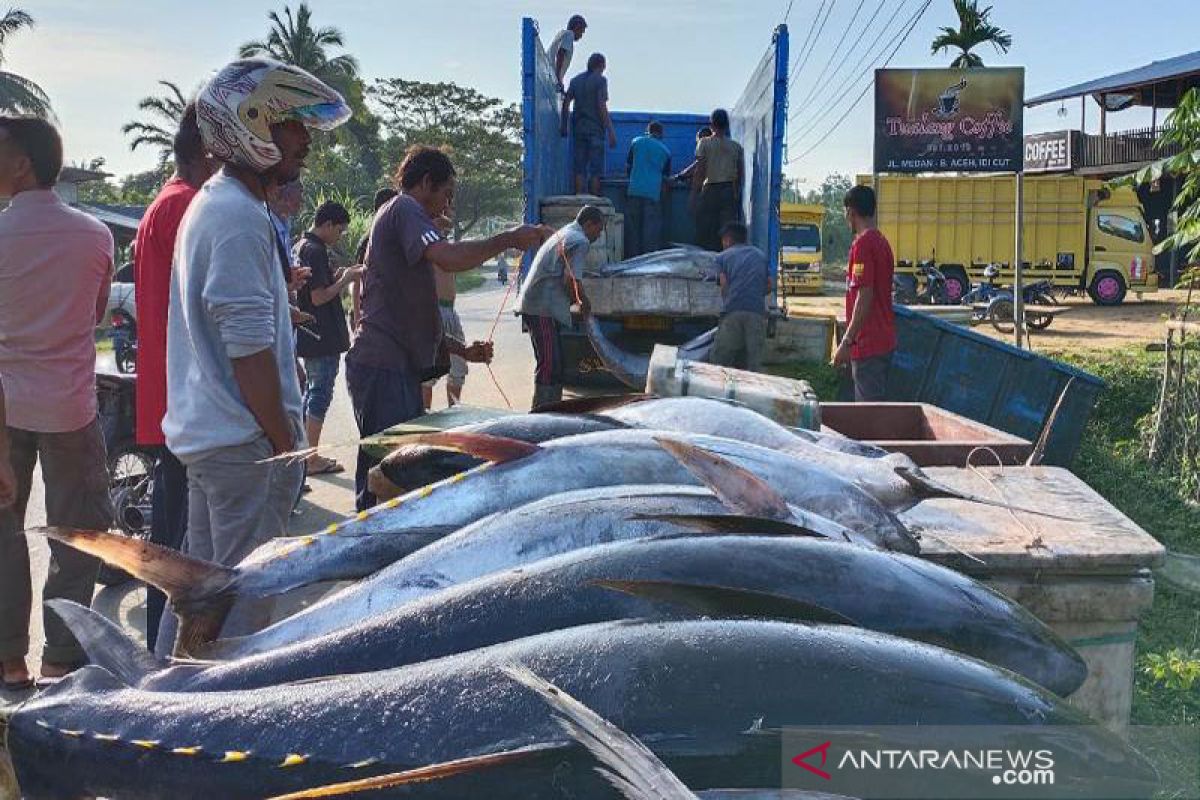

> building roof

[
  {"left": 1026, "top": 49, "right": 1200, "bottom": 110},
  {"left": 75, "top": 203, "right": 144, "bottom": 233},
  {"left": 57, "top": 166, "right": 111, "bottom": 185}
]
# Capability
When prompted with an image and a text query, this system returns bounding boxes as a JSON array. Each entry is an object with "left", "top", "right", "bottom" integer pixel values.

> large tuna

[
  {"left": 57, "top": 535, "right": 1085, "bottom": 695},
  {"left": 8, "top": 620, "right": 1155, "bottom": 800}
]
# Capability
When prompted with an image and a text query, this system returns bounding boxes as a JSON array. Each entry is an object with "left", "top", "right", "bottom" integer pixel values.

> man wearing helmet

[{"left": 159, "top": 59, "right": 351, "bottom": 646}]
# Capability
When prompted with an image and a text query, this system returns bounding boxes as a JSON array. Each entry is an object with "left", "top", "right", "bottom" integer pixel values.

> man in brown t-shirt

[
  {"left": 346, "top": 145, "right": 549, "bottom": 510},
  {"left": 690, "top": 108, "right": 744, "bottom": 252}
]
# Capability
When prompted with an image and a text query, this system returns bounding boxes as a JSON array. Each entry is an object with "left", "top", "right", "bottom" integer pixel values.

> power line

[
  {"left": 782, "top": 0, "right": 799, "bottom": 23},
  {"left": 791, "top": 0, "right": 876, "bottom": 115},
  {"left": 791, "top": 0, "right": 933, "bottom": 163},
  {"left": 788, "top": 0, "right": 839, "bottom": 89},
  {"left": 787, "top": 0, "right": 827, "bottom": 86},
  {"left": 787, "top": 0, "right": 912, "bottom": 132}
]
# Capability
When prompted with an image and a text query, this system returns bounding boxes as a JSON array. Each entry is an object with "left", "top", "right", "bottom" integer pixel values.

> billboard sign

[
  {"left": 1024, "top": 130, "right": 1075, "bottom": 173},
  {"left": 874, "top": 68, "right": 1025, "bottom": 173}
]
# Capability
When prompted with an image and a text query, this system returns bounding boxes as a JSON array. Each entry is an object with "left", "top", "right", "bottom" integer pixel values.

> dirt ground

[{"left": 785, "top": 285, "right": 1192, "bottom": 354}]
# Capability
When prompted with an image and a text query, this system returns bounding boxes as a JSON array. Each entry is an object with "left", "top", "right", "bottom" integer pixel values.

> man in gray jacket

[{"left": 159, "top": 59, "right": 350, "bottom": 649}]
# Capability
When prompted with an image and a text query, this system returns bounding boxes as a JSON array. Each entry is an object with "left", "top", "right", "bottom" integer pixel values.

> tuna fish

[
  {"left": 8, "top": 620, "right": 1155, "bottom": 800},
  {"left": 56, "top": 534, "right": 1085, "bottom": 695},
  {"left": 583, "top": 246, "right": 718, "bottom": 280}
]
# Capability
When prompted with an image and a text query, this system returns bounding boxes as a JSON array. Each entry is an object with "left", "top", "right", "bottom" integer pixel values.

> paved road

[{"left": 2, "top": 276, "right": 533, "bottom": 706}]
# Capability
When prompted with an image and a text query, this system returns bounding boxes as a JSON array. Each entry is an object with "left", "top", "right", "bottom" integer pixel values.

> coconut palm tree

[
  {"left": 238, "top": 3, "right": 359, "bottom": 93},
  {"left": 121, "top": 80, "right": 188, "bottom": 161},
  {"left": 0, "top": 8, "right": 53, "bottom": 118},
  {"left": 930, "top": 0, "right": 1012, "bottom": 69}
]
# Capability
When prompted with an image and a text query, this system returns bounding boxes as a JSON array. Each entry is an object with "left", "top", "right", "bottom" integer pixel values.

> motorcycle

[
  {"left": 96, "top": 372, "right": 155, "bottom": 586},
  {"left": 892, "top": 261, "right": 949, "bottom": 306},
  {"left": 963, "top": 265, "right": 1060, "bottom": 333},
  {"left": 109, "top": 305, "right": 137, "bottom": 375}
]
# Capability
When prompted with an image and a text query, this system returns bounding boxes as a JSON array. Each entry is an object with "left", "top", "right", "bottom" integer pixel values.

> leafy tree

[
  {"left": 238, "top": 2, "right": 359, "bottom": 91},
  {"left": 794, "top": 173, "right": 854, "bottom": 264},
  {"left": 930, "top": 0, "right": 1012, "bottom": 69},
  {"left": 0, "top": 8, "right": 52, "bottom": 118},
  {"left": 121, "top": 80, "right": 188, "bottom": 164},
  {"left": 372, "top": 79, "right": 522, "bottom": 238},
  {"left": 76, "top": 158, "right": 170, "bottom": 206}
]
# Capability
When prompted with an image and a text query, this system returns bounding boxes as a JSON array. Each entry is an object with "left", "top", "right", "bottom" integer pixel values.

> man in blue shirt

[
  {"left": 561, "top": 52, "right": 616, "bottom": 196},
  {"left": 625, "top": 121, "right": 671, "bottom": 256},
  {"left": 710, "top": 221, "right": 773, "bottom": 372}
]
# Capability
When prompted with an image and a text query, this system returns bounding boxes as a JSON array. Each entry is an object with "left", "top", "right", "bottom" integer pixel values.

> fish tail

[
  {"left": 45, "top": 600, "right": 165, "bottom": 685},
  {"left": 29, "top": 527, "right": 238, "bottom": 657}
]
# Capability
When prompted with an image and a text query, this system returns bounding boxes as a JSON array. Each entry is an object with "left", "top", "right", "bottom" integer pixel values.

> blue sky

[{"left": 7, "top": 0, "right": 1199, "bottom": 187}]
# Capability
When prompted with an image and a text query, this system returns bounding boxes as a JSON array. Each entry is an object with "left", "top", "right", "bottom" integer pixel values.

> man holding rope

[
  {"left": 516, "top": 205, "right": 605, "bottom": 410},
  {"left": 347, "top": 145, "right": 550, "bottom": 511}
]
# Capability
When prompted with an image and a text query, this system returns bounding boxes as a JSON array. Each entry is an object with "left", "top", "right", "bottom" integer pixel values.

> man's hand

[
  {"left": 508, "top": 224, "right": 552, "bottom": 252},
  {"left": 832, "top": 339, "right": 853, "bottom": 368},
  {"left": 463, "top": 341, "right": 494, "bottom": 364},
  {"left": 290, "top": 305, "right": 315, "bottom": 327},
  {"left": 346, "top": 265, "right": 367, "bottom": 283},
  {"left": 0, "top": 457, "right": 15, "bottom": 509},
  {"left": 289, "top": 266, "right": 312, "bottom": 293}
]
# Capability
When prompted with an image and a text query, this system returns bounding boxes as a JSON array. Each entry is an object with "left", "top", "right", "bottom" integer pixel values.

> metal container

[
  {"left": 904, "top": 466, "right": 1165, "bottom": 731},
  {"left": 647, "top": 344, "right": 821, "bottom": 430},
  {"left": 820, "top": 402, "right": 1033, "bottom": 466}
]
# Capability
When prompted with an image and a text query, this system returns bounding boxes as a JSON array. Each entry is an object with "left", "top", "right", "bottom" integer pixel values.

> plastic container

[{"left": 646, "top": 344, "right": 820, "bottom": 429}]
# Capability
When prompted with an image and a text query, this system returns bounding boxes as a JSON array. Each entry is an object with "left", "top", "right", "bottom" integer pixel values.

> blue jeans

[
  {"left": 346, "top": 359, "right": 425, "bottom": 511},
  {"left": 573, "top": 132, "right": 605, "bottom": 181},
  {"left": 145, "top": 446, "right": 187, "bottom": 652},
  {"left": 302, "top": 354, "right": 340, "bottom": 422},
  {"left": 625, "top": 195, "right": 662, "bottom": 256}
]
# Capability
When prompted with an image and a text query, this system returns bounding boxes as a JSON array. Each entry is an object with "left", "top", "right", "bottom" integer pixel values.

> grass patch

[
  {"left": 455, "top": 269, "right": 485, "bottom": 294},
  {"left": 94, "top": 330, "right": 113, "bottom": 353},
  {"left": 765, "top": 360, "right": 841, "bottom": 401}
]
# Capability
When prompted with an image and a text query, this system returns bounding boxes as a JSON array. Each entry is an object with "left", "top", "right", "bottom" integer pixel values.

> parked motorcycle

[
  {"left": 892, "top": 261, "right": 949, "bottom": 305},
  {"left": 963, "top": 265, "right": 1060, "bottom": 333},
  {"left": 109, "top": 306, "right": 137, "bottom": 375},
  {"left": 96, "top": 372, "right": 155, "bottom": 586}
]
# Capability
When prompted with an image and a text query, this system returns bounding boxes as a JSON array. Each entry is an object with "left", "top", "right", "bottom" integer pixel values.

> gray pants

[
  {"left": 851, "top": 351, "right": 893, "bottom": 402},
  {"left": 0, "top": 418, "right": 110, "bottom": 663},
  {"left": 155, "top": 436, "right": 303, "bottom": 655},
  {"left": 709, "top": 311, "right": 767, "bottom": 372}
]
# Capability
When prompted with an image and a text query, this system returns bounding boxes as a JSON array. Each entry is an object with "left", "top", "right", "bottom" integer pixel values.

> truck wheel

[
  {"left": 1088, "top": 271, "right": 1127, "bottom": 306},
  {"left": 940, "top": 267, "right": 970, "bottom": 304}
]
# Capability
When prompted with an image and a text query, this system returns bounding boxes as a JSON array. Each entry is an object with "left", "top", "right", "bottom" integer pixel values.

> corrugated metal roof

[
  {"left": 1026, "top": 49, "right": 1200, "bottom": 107},
  {"left": 75, "top": 203, "right": 144, "bottom": 232}
]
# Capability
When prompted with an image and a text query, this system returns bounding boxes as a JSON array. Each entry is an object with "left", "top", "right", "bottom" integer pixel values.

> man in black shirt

[{"left": 296, "top": 201, "right": 361, "bottom": 475}]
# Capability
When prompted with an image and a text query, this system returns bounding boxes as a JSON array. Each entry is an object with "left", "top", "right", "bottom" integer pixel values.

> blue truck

[{"left": 521, "top": 18, "right": 789, "bottom": 386}]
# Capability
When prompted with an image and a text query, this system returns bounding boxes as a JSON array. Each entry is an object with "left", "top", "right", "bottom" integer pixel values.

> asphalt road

[{"left": 1, "top": 275, "right": 532, "bottom": 706}]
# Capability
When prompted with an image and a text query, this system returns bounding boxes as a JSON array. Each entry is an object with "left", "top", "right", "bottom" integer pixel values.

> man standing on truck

[
  {"left": 710, "top": 222, "right": 772, "bottom": 372},
  {"left": 833, "top": 185, "right": 896, "bottom": 402},
  {"left": 517, "top": 205, "right": 606, "bottom": 410},
  {"left": 691, "top": 109, "right": 744, "bottom": 252},
  {"left": 625, "top": 120, "right": 671, "bottom": 256},
  {"left": 548, "top": 14, "right": 587, "bottom": 92},
  {"left": 561, "top": 53, "right": 617, "bottom": 197}
]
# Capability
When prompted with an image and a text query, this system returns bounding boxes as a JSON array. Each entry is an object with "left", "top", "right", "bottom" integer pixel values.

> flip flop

[
  {"left": 306, "top": 457, "right": 345, "bottom": 476},
  {"left": 3, "top": 675, "right": 34, "bottom": 691}
]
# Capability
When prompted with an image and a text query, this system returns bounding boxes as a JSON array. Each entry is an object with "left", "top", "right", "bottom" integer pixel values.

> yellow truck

[
  {"left": 778, "top": 203, "right": 825, "bottom": 297},
  {"left": 862, "top": 174, "right": 1158, "bottom": 306}
]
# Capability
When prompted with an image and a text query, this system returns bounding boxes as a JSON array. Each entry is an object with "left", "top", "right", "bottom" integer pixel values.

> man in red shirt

[
  {"left": 133, "top": 102, "right": 216, "bottom": 651},
  {"left": 833, "top": 185, "right": 896, "bottom": 401}
]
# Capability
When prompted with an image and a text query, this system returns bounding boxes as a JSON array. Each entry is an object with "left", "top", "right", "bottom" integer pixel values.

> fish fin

[
  {"left": 45, "top": 600, "right": 165, "bottom": 685},
  {"left": 590, "top": 579, "right": 860, "bottom": 626},
  {"left": 653, "top": 437, "right": 791, "bottom": 521},
  {"left": 532, "top": 394, "right": 651, "bottom": 414},
  {"left": 265, "top": 746, "right": 557, "bottom": 800},
  {"left": 503, "top": 663, "right": 696, "bottom": 800},
  {"left": 633, "top": 513, "right": 824, "bottom": 538},
  {"left": 28, "top": 527, "right": 239, "bottom": 659},
  {"left": 894, "top": 466, "right": 1074, "bottom": 520},
  {"left": 405, "top": 431, "right": 541, "bottom": 463}
]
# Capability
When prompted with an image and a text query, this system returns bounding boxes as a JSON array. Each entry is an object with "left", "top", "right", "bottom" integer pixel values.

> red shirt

[
  {"left": 844, "top": 228, "right": 897, "bottom": 361},
  {"left": 134, "top": 178, "right": 198, "bottom": 445}
]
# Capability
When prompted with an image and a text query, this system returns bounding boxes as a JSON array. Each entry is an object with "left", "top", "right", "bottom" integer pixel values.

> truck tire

[
  {"left": 1088, "top": 271, "right": 1127, "bottom": 306},
  {"left": 940, "top": 266, "right": 970, "bottom": 304}
]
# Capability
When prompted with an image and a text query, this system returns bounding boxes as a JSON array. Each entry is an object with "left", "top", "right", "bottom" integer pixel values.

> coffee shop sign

[{"left": 884, "top": 111, "right": 1016, "bottom": 142}]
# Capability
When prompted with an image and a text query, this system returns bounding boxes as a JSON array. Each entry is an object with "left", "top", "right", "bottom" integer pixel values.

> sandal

[
  {"left": 3, "top": 659, "right": 34, "bottom": 691},
  {"left": 306, "top": 456, "right": 345, "bottom": 476}
]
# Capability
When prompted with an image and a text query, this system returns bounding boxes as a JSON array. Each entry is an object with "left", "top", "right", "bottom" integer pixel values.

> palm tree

[
  {"left": 0, "top": 9, "right": 53, "bottom": 118},
  {"left": 930, "top": 0, "right": 1012, "bottom": 69},
  {"left": 238, "top": 3, "right": 359, "bottom": 93},
  {"left": 121, "top": 81, "right": 188, "bottom": 161}
]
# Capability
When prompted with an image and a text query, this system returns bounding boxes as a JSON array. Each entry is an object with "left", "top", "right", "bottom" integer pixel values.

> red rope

[{"left": 482, "top": 263, "right": 520, "bottom": 409}]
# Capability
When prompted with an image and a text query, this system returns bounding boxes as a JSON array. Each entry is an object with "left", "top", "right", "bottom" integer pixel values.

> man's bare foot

[
  {"left": 38, "top": 661, "right": 81, "bottom": 680},
  {"left": 2, "top": 657, "right": 33, "bottom": 690}
]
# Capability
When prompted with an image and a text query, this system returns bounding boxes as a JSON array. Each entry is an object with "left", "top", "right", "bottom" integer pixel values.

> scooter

[
  {"left": 95, "top": 372, "right": 155, "bottom": 586},
  {"left": 109, "top": 306, "right": 137, "bottom": 375},
  {"left": 893, "top": 261, "right": 949, "bottom": 305}
]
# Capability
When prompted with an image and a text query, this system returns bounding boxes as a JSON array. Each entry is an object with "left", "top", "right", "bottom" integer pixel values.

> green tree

[
  {"left": 930, "top": 0, "right": 1012, "bottom": 68},
  {"left": 121, "top": 80, "right": 188, "bottom": 164},
  {"left": 372, "top": 79, "right": 522, "bottom": 238},
  {"left": 799, "top": 173, "right": 854, "bottom": 264},
  {"left": 239, "top": 2, "right": 383, "bottom": 202},
  {"left": 0, "top": 9, "right": 52, "bottom": 117},
  {"left": 1136, "top": 89, "right": 1200, "bottom": 265}
]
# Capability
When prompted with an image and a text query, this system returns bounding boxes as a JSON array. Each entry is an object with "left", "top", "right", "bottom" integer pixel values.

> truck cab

[
  {"left": 778, "top": 203, "right": 824, "bottom": 297},
  {"left": 1085, "top": 185, "right": 1158, "bottom": 305}
]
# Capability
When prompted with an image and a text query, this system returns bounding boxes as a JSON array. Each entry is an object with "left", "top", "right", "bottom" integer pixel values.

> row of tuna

[{"left": 6, "top": 395, "right": 1158, "bottom": 798}]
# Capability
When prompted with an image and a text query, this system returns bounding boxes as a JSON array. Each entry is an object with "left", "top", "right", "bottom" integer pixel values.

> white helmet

[
  {"left": 196, "top": 58, "right": 350, "bottom": 172},
  {"left": 983, "top": 263, "right": 1001, "bottom": 279}
]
